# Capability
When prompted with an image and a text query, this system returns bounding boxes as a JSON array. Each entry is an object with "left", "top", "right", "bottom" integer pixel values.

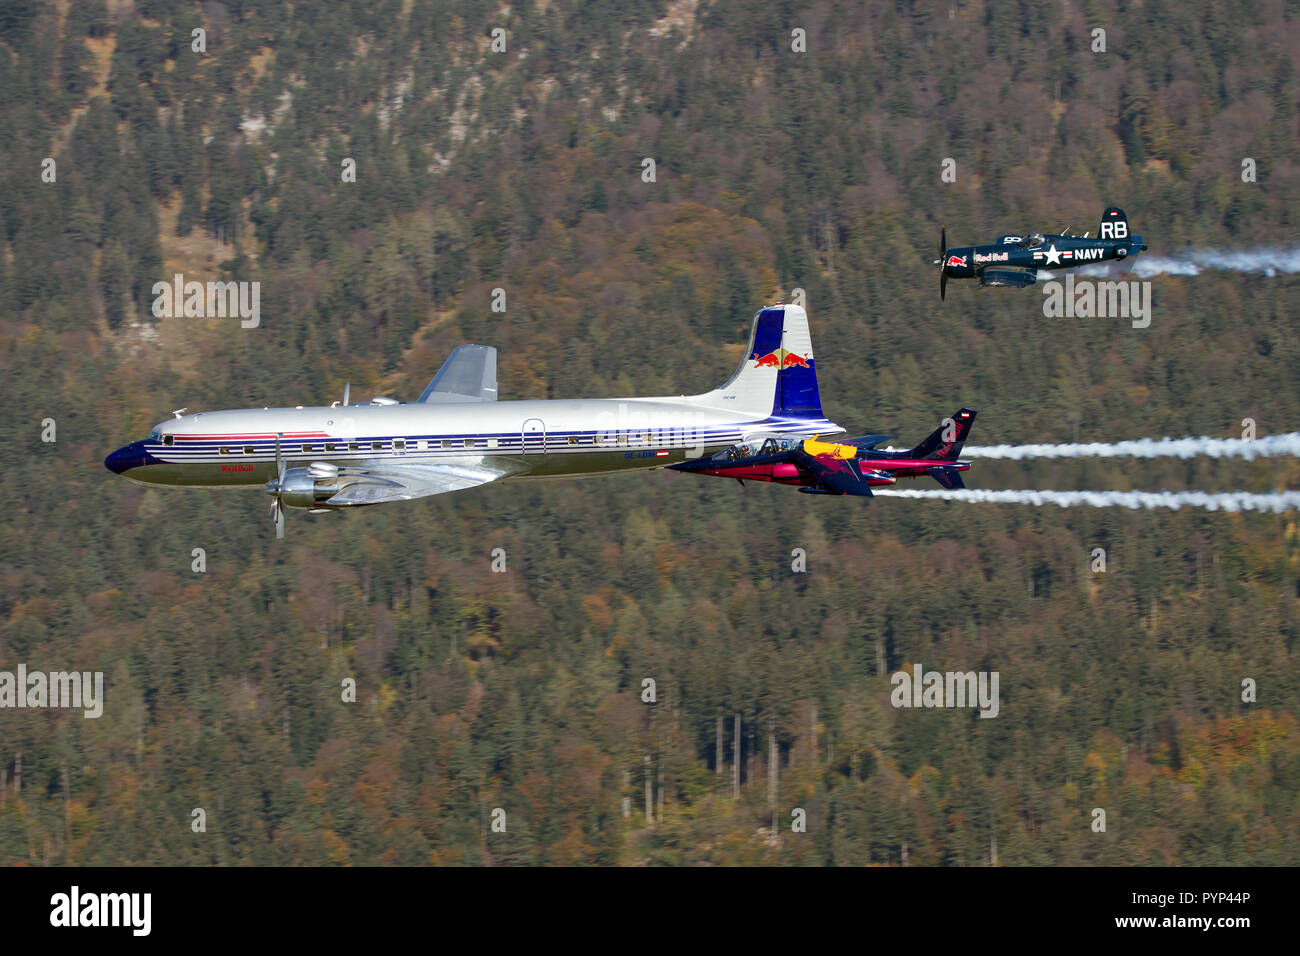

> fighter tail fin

[
  {"left": 1099, "top": 206, "right": 1131, "bottom": 241},
  {"left": 908, "top": 407, "right": 977, "bottom": 460}
]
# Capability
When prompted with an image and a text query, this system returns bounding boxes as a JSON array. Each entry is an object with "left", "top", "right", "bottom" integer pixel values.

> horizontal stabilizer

[{"left": 926, "top": 465, "right": 966, "bottom": 490}]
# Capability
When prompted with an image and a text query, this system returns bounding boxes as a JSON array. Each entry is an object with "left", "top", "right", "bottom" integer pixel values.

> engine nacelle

[{"left": 277, "top": 468, "right": 338, "bottom": 509}]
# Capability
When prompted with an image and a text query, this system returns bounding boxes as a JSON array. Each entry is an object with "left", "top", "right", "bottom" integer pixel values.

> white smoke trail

[
  {"left": 1076, "top": 247, "right": 1300, "bottom": 279},
  {"left": 1127, "top": 257, "right": 1203, "bottom": 277},
  {"left": 962, "top": 433, "right": 1300, "bottom": 461},
  {"left": 873, "top": 488, "right": 1300, "bottom": 513}
]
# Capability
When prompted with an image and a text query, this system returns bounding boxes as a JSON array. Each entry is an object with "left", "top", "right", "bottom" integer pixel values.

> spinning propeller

[
  {"left": 938, "top": 226, "right": 948, "bottom": 301},
  {"left": 263, "top": 432, "right": 286, "bottom": 538}
]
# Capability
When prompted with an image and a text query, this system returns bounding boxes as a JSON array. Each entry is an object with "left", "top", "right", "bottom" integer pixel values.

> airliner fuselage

[
  {"left": 106, "top": 396, "right": 836, "bottom": 488},
  {"left": 105, "top": 304, "right": 842, "bottom": 532}
]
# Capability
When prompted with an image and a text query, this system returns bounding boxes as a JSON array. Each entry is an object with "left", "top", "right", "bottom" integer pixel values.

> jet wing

[
  {"left": 418, "top": 345, "right": 498, "bottom": 404},
  {"left": 323, "top": 460, "right": 517, "bottom": 505},
  {"left": 790, "top": 449, "right": 875, "bottom": 496}
]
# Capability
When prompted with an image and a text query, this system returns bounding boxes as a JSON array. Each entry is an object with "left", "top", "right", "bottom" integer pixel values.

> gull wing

[{"left": 418, "top": 345, "right": 498, "bottom": 404}]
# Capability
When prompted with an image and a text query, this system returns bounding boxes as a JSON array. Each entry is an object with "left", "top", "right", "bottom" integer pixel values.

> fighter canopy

[{"left": 716, "top": 436, "right": 802, "bottom": 462}]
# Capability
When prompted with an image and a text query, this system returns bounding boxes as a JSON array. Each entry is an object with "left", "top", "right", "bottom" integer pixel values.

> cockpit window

[
  {"left": 1021, "top": 233, "right": 1045, "bottom": 248},
  {"left": 714, "top": 436, "right": 800, "bottom": 462},
  {"left": 149, "top": 430, "right": 161, "bottom": 442}
]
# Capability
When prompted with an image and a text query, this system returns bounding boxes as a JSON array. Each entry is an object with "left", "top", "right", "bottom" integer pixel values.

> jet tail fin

[{"left": 908, "top": 408, "right": 977, "bottom": 460}]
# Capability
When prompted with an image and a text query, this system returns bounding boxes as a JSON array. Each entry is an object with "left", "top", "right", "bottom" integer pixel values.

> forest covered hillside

[{"left": 1, "top": 0, "right": 1298, "bottom": 864}]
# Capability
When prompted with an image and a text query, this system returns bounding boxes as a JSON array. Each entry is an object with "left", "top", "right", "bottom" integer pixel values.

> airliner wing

[
  {"left": 418, "top": 345, "right": 498, "bottom": 403},
  {"left": 324, "top": 460, "right": 514, "bottom": 505}
]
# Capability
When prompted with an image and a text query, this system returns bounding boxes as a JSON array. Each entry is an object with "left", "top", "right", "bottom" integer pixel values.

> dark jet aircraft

[
  {"left": 935, "top": 207, "right": 1147, "bottom": 299},
  {"left": 669, "top": 408, "right": 977, "bottom": 497}
]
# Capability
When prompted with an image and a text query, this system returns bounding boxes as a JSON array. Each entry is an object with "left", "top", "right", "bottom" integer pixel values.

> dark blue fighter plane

[{"left": 935, "top": 206, "right": 1148, "bottom": 299}]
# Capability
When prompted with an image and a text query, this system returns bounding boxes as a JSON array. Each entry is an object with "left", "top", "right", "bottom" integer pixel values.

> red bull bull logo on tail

[{"left": 752, "top": 348, "right": 812, "bottom": 369}]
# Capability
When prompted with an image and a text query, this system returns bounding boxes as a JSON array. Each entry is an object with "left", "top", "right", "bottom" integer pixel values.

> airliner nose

[
  {"left": 104, "top": 446, "right": 129, "bottom": 474},
  {"left": 105, "top": 442, "right": 145, "bottom": 475}
]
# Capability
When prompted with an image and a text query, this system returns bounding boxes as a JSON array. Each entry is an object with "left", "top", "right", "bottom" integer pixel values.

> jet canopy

[{"left": 715, "top": 435, "right": 802, "bottom": 462}]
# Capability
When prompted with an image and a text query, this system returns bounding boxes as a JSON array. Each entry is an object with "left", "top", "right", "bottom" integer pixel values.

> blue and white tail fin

[{"left": 693, "top": 303, "right": 827, "bottom": 422}]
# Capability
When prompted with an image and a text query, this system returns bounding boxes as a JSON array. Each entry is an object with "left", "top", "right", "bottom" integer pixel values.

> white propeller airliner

[{"left": 105, "top": 304, "right": 842, "bottom": 536}]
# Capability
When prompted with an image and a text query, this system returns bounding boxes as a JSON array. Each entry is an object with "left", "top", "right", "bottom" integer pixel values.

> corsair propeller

[{"left": 938, "top": 226, "right": 948, "bottom": 301}]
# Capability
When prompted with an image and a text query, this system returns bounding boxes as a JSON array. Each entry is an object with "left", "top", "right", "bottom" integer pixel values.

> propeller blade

[
  {"left": 272, "top": 433, "right": 286, "bottom": 538},
  {"left": 939, "top": 227, "right": 948, "bottom": 301},
  {"left": 343, "top": 382, "right": 350, "bottom": 406}
]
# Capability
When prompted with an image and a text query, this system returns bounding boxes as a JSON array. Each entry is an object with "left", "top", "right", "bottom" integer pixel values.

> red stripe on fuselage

[
  {"left": 173, "top": 432, "right": 331, "bottom": 441},
  {"left": 861, "top": 458, "right": 970, "bottom": 472}
]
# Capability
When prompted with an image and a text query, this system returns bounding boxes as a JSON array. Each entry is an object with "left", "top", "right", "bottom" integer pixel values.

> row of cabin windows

[
  {"left": 214, "top": 437, "right": 497, "bottom": 454},
  {"left": 208, "top": 434, "right": 655, "bottom": 454},
  {"left": 572, "top": 435, "right": 645, "bottom": 444}
]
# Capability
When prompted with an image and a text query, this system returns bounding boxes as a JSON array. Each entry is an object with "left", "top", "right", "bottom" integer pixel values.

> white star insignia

[{"left": 1043, "top": 244, "right": 1062, "bottom": 266}]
